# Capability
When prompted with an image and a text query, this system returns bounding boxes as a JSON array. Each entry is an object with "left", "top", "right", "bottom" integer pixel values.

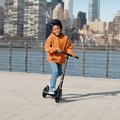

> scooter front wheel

[
  {"left": 42, "top": 85, "right": 49, "bottom": 98},
  {"left": 55, "top": 89, "right": 62, "bottom": 103}
]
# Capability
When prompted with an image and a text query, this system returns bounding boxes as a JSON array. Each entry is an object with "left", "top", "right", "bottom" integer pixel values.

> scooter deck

[{"left": 43, "top": 90, "right": 56, "bottom": 97}]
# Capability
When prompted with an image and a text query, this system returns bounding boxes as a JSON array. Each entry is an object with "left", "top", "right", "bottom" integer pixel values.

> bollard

[
  {"left": 41, "top": 42, "right": 45, "bottom": 74},
  {"left": 24, "top": 42, "right": 28, "bottom": 72},
  {"left": 9, "top": 42, "right": 12, "bottom": 71},
  {"left": 106, "top": 43, "right": 109, "bottom": 78},
  {"left": 82, "top": 37, "right": 85, "bottom": 77}
]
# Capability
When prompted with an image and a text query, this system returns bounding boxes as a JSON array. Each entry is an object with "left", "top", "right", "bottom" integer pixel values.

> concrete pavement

[{"left": 0, "top": 71, "right": 120, "bottom": 120}]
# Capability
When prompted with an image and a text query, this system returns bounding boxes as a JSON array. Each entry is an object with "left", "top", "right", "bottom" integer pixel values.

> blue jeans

[{"left": 49, "top": 62, "right": 62, "bottom": 91}]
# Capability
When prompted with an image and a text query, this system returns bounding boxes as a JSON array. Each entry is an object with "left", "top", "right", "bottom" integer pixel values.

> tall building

[
  {"left": 0, "top": 5, "right": 4, "bottom": 34},
  {"left": 88, "top": 0, "right": 100, "bottom": 22},
  {"left": 53, "top": 3, "right": 63, "bottom": 21},
  {"left": 73, "top": 11, "right": 86, "bottom": 30},
  {"left": 4, "top": 0, "right": 24, "bottom": 37},
  {"left": 46, "top": 0, "right": 64, "bottom": 24},
  {"left": 64, "top": 0, "right": 74, "bottom": 26},
  {"left": 46, "top": 8, "right": 52, "bottom": 24},
  {"left": 24, "top": 0, "right": 46, "bottom": 42},
  {"left": 47, "top": 0, "right": 64, "bottom": 11},
  {"left": 50, "top": 0, "right": 64, "bottom": 10},
  {"left": 64, "top": 9, "right": 69, "bottom": 24}
]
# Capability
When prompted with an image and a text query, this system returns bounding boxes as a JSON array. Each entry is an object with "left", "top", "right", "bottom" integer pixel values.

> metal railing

[{"left": 0, "top": 41, "right": 120, "bottom": 79}]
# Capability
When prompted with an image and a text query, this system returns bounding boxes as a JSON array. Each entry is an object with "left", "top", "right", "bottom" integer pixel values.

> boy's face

[{"left": 52, "top": 25, "right": 61, "bottom": 36}]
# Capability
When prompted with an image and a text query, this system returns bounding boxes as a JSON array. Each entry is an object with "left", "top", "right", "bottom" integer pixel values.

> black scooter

[{"left": 42, "top": 51, "right": 79, "bottom": 103}]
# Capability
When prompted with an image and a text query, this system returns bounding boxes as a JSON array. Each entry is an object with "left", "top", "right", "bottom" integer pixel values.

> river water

[{"left": 0, "top": 49, "right": 120, "bottom": 79}]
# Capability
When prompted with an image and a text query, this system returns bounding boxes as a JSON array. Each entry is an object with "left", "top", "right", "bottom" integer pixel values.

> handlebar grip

[
  {"left": 62, "top": 51, "right": 79, "bottom": 59},
  {"left": 75, "top": 56, "right": 79, "bottom": 59}
]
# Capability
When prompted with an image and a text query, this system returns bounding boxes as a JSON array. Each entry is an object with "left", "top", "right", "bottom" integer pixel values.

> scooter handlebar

[{"left": 61, "top": 51, "right": 79, "bottom": 59}]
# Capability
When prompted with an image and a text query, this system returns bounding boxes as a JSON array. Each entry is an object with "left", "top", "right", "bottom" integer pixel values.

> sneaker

[{"left": 49, "top": 90, "right": 55, "bottom": 95}]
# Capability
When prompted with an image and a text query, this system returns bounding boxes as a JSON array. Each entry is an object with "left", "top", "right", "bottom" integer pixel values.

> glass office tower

[{"left": 88, "top": 0, "right": 100, "bottom": 22}]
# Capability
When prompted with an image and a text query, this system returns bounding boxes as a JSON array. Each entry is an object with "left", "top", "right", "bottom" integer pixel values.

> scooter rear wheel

[
  {"left": 42, "top": 85, "right": 49, "bottom": 98},
  {"left": 55, "top": 89, "right": 62, "bottom": 103}
]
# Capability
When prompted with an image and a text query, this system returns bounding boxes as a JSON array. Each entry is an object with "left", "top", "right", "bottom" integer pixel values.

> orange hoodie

[{"left": 44, "top": 33, "right": 73, "bottom": 65}]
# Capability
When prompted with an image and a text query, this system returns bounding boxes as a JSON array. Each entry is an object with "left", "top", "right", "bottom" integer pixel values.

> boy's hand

[
  {"left": 55, "top": 48, "right": 62, "bottom": 53},
  {"left": 72, "top": 54, "right": 76, "bottom": 58}
]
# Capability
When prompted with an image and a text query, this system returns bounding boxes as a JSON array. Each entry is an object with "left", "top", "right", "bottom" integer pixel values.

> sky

[{"left": 0, "top": 0, "right": 120, "bottom": 23}]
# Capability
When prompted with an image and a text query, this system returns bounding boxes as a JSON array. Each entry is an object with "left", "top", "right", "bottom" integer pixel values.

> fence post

[
  {"left": 82, "top": 37, "right": 85, "bottom": 76},
  {"left": 106, "top": 43, "right": 109, "bottom": 78},
  {"left": 41, "top": 42, "right": 45, "bottom": 74},
  {"left": 9, "top": 42, "right": 12, "bottom": 71},
  {"left": 24, "top": 42, "right": 28, "bottom": 72}
]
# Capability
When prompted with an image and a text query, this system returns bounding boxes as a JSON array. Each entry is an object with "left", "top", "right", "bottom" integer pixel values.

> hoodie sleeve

[
  {"left": 65, "top": 38, "right": 73, "bottom": 54},
  {"left": 44, "top": 36, "right": 56, "bottom": 54}
]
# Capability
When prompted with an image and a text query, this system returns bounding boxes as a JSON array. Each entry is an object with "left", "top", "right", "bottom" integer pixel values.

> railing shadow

[{"left": 61, "top": 90, "right": 120, "bottom": 103}]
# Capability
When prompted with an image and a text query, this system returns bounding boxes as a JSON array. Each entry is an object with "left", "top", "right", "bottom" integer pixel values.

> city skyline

[
  {"left": 72, "top": 0, "right": 120, "bottom": 23},
  {"left": 0, "top": 0, "right": 120, "bottom": 23},
  {"left": 48, "top": 0, "right": 120, "bottom": 23}
]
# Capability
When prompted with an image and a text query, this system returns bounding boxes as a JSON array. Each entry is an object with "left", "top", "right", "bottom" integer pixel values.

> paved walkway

[{"left": 0, "top": 71, "right": 120, "bottom": 120}]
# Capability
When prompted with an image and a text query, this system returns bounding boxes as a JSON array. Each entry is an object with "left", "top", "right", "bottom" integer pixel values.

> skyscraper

[
  {"left": 4, "top": 0, "right": 46, "bottom": 43},
  {"left": 53, "top": 3, "right": 63, "bottom": 21},
  {"left": 64, "top": 9, "right": 69, "bottom": 24},
  {"left": 46, "top": 0, "right": 64, "bottom": 24},
  {"left": 88, "top": 0, "right": 100, "bottom": 22},
  {"left": 50, "top": 0, "right": 64, "bottom": 10},
  {"left": 24, "top": 0, "right": 46, "bottom": 42},
  {"left": 4, "top": 0, "right": 24, "bottom": 37},
  {"left": 64, "top": 0, "right": 74, "bottom": 26}
]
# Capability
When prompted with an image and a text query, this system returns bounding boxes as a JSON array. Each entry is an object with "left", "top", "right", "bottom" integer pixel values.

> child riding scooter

[
  {"left": 43, "top": 19, "right": 79, "bottom": 103},
  {"left": 42, "top": 51, "right": 79, "bottom": 103}
]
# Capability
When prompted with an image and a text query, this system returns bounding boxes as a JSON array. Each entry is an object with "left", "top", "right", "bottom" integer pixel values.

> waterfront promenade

[{"left": 0, "top": 71, "right": 120, "bottom": 120}]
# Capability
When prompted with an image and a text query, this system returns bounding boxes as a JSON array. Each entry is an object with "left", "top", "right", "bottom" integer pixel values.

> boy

[{"left": 44, "top": 19, "right": 76, "bottom": 94}]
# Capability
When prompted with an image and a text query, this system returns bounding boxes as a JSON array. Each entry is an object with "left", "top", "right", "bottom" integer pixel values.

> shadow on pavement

[{"left": 61, "top": 90, "right": 120, "bottom": 103}]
